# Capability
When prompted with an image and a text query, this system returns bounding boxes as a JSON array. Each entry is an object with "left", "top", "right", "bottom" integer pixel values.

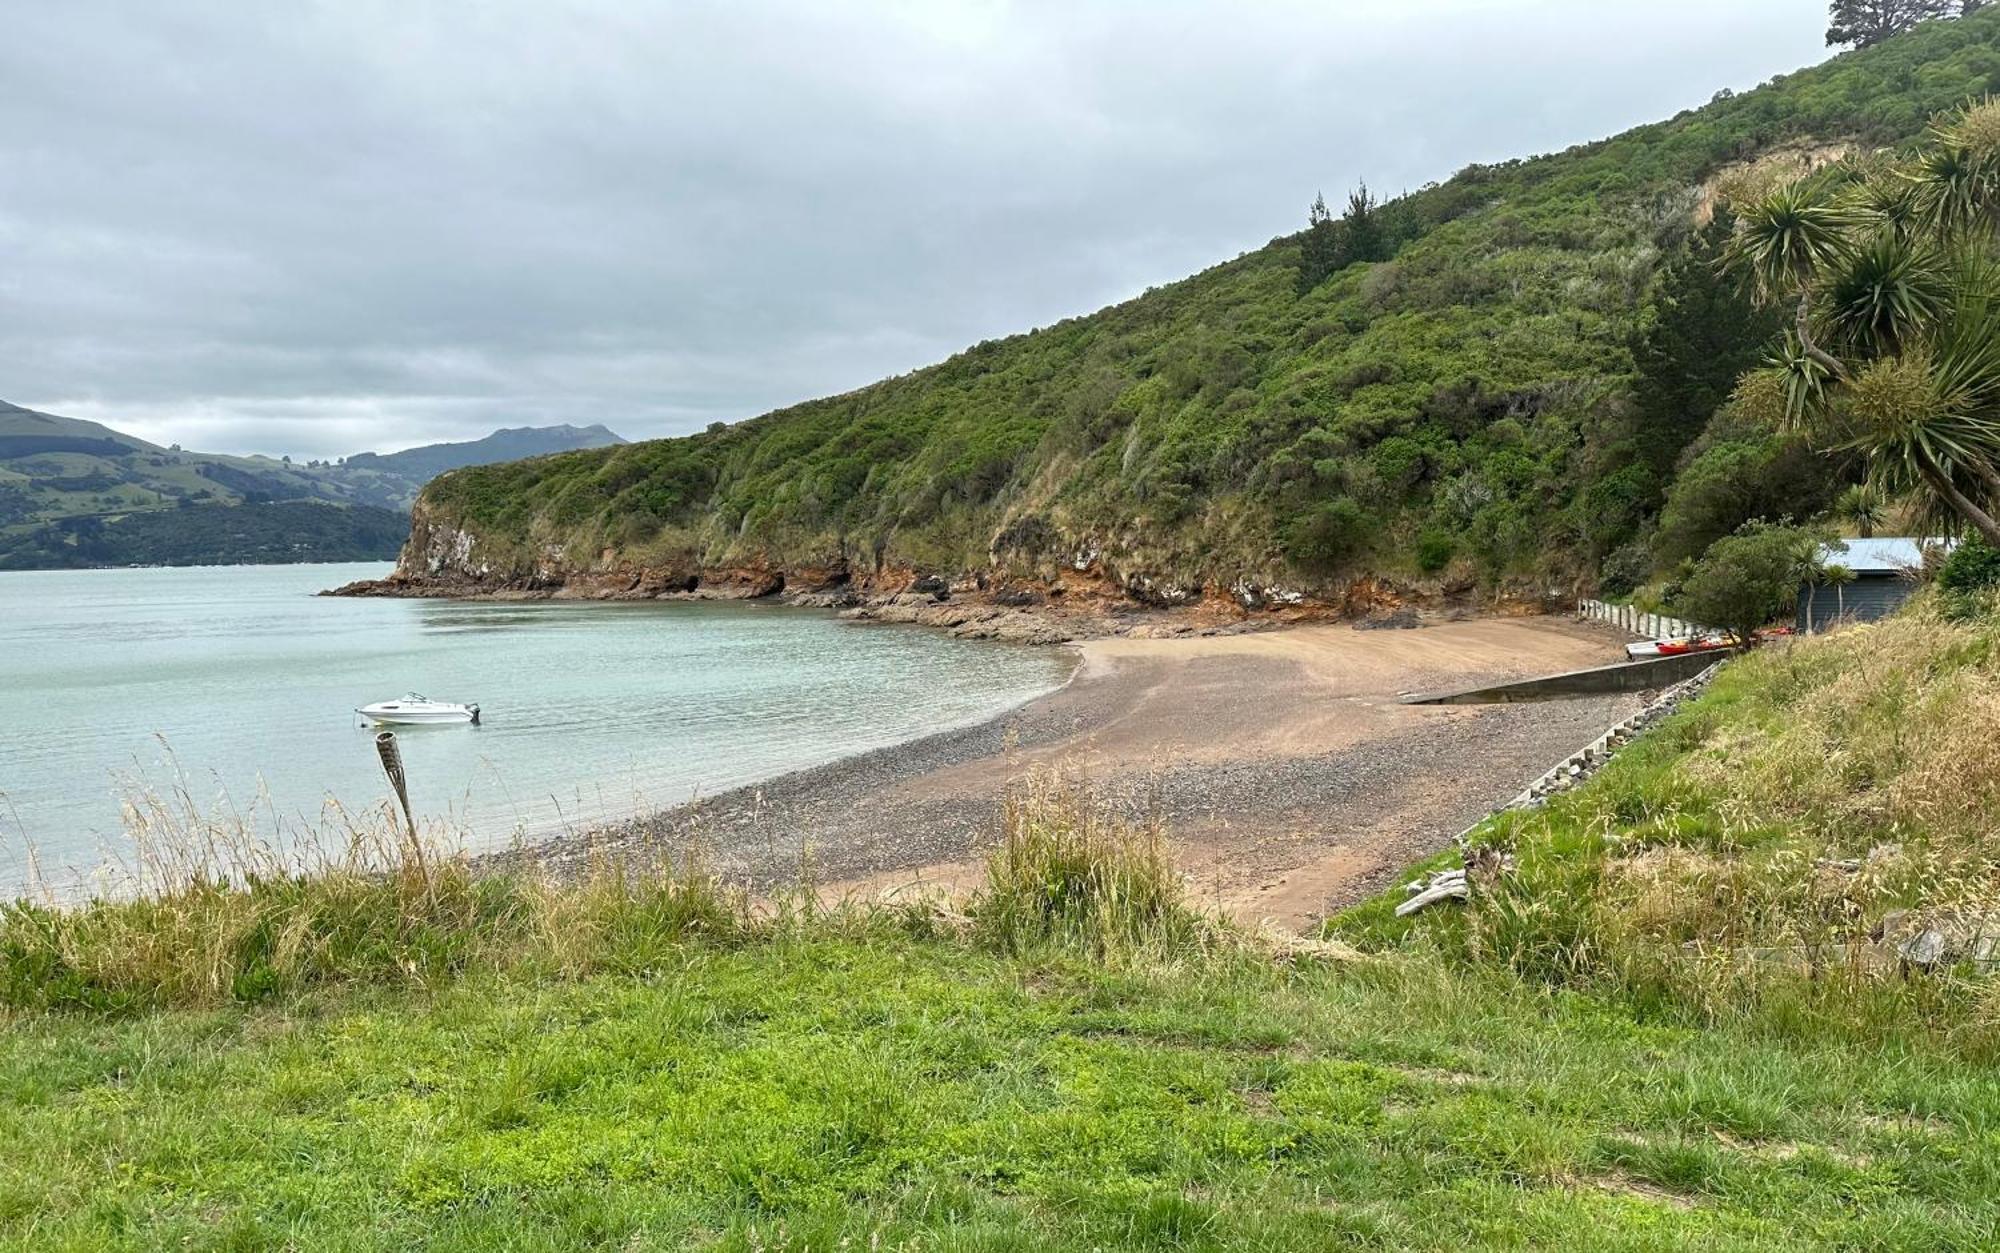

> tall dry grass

[
  {"left": 1445, "top": 597, "right": 2000, "bottom": 1042},
  {"left": 0, "top": 760, "right": 748, "bottom": 1012},
  {"left": 2, "top": 760, "right": 1222, "bottom": 1013},
  {"left": 973, "top": 769, "right": 1208, "bottom": 959}
]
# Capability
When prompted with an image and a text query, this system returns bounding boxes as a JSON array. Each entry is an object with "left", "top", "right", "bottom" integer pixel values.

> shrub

[
  {"left": 1415, "top": 528, "right": 1456, "bottom": 574},
  {"left": 1676, "top": 522, "right": 1823, "bottom": 643},
  {"left": 1597, "top": 540, "right": 1653, "bottom": 597},
  {"left": 1937, "top": 538, "right": 2000, "bottom": 619},
  {"left": 1281, "top": 499, "right": 1373, "bottom": 573}
]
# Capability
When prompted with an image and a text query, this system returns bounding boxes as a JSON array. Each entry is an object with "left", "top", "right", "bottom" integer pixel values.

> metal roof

[{"left": 1819, "top": 537, "right": 1950, "bottom": 575}]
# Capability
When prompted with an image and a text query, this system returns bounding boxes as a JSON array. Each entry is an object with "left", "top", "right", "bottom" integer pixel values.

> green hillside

[{"left": 403, "top": 14, "right": 2000, "bottom": 605}]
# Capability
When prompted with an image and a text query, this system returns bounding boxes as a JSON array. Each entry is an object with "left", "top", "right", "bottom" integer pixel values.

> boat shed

[{"left": 1796, "top": 537, "right": 1942, "bottom": 632}]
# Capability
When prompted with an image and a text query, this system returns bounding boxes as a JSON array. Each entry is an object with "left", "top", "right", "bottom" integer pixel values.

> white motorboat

[{"left": 357, "top": 693, "right": 480, "bottom": 725}]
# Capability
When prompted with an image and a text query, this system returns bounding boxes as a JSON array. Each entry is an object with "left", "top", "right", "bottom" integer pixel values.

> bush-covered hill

[
  {"left": 0, "top": 500, "right": 408, "bottom": 570},
  {"left": 401, "top": 15, "right": 2000, "bottom": 608}
]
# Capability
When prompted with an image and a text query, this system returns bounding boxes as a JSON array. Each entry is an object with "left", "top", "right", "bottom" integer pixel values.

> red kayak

[{"left": 1656, "top": 634, "right": 1734, "bottom": 656}]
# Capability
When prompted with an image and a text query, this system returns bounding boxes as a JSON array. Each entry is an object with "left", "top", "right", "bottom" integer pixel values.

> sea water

[{"left": 0, "top": 563, "right": 1072, "bottom": 893}]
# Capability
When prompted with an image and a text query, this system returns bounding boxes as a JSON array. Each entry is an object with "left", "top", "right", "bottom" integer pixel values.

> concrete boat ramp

[{"left": 1404, "top": 649, "right": 1728, "bottom": 706}]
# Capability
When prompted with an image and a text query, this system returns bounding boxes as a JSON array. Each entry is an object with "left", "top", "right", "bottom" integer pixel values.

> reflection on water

[{"left": 0, "top": 562, "right": 1072, "bottom": 892}]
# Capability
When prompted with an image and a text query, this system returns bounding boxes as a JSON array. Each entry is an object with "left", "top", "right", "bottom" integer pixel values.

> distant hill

[
  {"left": 0, "top": 401, "right": 626, "bottom": 569},
  {"left": 340, "top": 424, "right": 626, "bottom": 488},
  {"left": 0, "top": 500, "right": 409, "bottom": 570},
  {"left": 0, "top": 401, "right": 160, "bottom": 458}
]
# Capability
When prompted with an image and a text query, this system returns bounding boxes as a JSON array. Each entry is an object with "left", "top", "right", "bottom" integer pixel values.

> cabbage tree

[
  {"left": 1726, "top": 100, "right": 2000, "bottom": 548},
  {"left": 1832, "top": 483, "right": 1888, "bottom": 536}
]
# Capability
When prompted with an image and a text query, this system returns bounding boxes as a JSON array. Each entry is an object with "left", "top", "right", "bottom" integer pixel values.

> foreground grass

[
  {"left": 5, "top": 934, "right": 1998, "bottom": 1250},
  {"left": 13, "top": 617, "right": 2000, "bottom": 1248}
]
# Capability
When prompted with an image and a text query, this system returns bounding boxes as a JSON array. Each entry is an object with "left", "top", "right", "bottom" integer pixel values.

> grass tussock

[
  {"left": 973, "top": 769, "right": 1211, "bottom": 960},
  {"left": 1336, "top": 597, "right": 2000, "bottom": 1048}
]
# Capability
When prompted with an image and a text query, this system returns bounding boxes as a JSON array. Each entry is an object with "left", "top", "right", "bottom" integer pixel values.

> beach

[{"left": 513, "top": 615, "right": 1641, "bottom": 932}]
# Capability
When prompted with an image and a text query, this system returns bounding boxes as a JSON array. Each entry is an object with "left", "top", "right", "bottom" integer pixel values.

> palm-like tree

[
  {"left": 1832, "top": 483, "right": 1889, "bottom": 537},
  {"left": 1726, "top": 99, "right": 2000, "bottom": 549}
]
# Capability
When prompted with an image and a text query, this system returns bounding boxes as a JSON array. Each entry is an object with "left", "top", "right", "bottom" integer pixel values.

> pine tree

[
  {"left": 1340, "top": 184, "right": 1386, "bottom": 267},
  {"left": 1628, "top": 209, "right": 1784, "bottom": 475},
  {"left": 1295, "top": 192, "right": 1340, "bottom": 294},
  {"left": 1826, "top": 0, "right": 1959, "bottom": 49}
]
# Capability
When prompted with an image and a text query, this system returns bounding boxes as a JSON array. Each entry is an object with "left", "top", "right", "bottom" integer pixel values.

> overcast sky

[{"left": 4, "top": 1, "right": 1832, "bottom": 458}]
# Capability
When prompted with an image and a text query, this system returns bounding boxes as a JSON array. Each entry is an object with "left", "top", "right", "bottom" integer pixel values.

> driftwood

[
  {"left": 1394, "top": 850, "right": 1519, "bottom": 918},
  {"left": 1396, "top": 869, "right": 1469, "bottom": 917}
]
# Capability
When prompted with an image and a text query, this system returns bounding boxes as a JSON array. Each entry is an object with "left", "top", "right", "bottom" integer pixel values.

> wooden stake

[{"left": 374, "top": 731, "right": 431, "bottom": 890}]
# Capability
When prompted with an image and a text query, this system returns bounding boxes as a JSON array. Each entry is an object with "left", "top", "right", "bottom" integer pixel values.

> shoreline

[
  {"left": 324, "top": 563, "right": 1529, "bottom": 646},
  {"left": 487, "top": 614, "right": 1642, "bottom": 932}
]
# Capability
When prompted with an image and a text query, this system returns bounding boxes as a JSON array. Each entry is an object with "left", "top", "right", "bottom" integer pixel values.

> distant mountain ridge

[
  {"left": 0, "top": 401, "right": 626, "bottom": 569},
  {"left": 341, "top": 424, "right": 626, "bottom": 485}
]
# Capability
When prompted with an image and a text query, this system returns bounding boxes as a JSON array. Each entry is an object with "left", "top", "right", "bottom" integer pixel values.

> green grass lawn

[{"left": 4, "top": 934, "right": 1996, "bottom": 1251}]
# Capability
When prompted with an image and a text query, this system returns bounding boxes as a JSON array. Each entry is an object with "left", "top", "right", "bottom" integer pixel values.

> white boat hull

[
  {"left": 360, "top": 709, "right": 476, "bottom": 725},
  {"left": 357, "top": 695, "right": 480, "bottom": 725}
]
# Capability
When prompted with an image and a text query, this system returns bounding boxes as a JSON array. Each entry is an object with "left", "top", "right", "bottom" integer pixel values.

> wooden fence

[{"left": 1575, "top": 599, "right": 1712, "bottom": 641}]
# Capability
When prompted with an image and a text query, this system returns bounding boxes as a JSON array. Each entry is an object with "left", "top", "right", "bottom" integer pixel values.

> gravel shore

[{"left": 496, "top": 616, "right": 1642, "bottom": 931}]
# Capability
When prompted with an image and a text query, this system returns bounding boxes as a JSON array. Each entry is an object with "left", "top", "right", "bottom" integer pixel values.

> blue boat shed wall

[
  {"left": 1796, "top": 573, "right": 1916, "bottom": 630},
  {"left": 1794, "top": 538, "right": 1942, "bottom": 633}
]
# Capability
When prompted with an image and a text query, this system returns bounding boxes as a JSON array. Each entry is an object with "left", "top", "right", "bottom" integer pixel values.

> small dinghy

[{"left": 357, "top": 693, "right": 480, "bottom": 725}]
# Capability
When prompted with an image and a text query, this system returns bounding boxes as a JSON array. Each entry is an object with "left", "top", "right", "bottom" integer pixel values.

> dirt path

[{"left": 514, "top": 616, "right": 1639, "bottom": 932}]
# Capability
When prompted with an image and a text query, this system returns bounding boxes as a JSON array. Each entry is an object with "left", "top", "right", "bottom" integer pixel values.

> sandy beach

[{"left": 509, "top": 614, "right": 1640, "bottom": 932}]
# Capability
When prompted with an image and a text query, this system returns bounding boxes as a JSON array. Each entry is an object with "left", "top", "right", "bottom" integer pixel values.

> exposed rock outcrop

[{"left": 325, "top": 498, "right": 1543, "bottom": 643}]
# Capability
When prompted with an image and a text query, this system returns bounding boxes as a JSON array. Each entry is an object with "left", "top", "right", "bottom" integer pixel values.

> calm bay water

[{"left": 0, "top": 563, "right": 1072, "bottom": 892}]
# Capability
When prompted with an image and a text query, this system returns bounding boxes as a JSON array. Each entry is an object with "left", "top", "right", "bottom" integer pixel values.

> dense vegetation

[
  {"left": 0, "top": 501, "right": 407, "bottom": 570},
  {"left": 417, "top": 14, "right": 2000, "bottom": 604}
]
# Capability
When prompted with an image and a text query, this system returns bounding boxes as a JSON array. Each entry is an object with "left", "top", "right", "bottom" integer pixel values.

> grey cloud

[{"left": 4, "top": 0, "right": 1828, "bottom": 457}]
